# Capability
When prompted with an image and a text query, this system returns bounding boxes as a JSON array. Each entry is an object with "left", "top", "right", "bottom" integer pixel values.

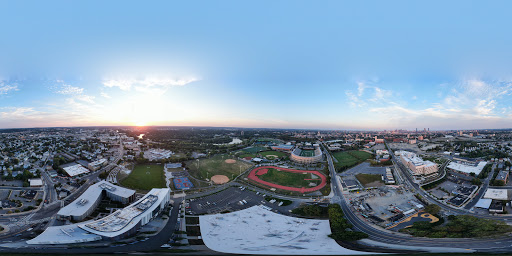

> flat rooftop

[
  {"left": 26, "top": 222, "right": 102, "bottom": 245},
  {"left": 199, "top": 205, "right": 371, "bottom": 255},
  {"left": 484, "top": 188, "right": 510, "bottom": 200},
  {"left": 79, "top": 188, "right": 169, "bottom": 238},
  {"left": 448, "top": 161, "right": 487, "bottom": 175},
  {"left": 58, "top": 181, "right": 135, "bottom": 218},
  {"left": 63, "top": 164, "right": 90, "bottom": 177}
]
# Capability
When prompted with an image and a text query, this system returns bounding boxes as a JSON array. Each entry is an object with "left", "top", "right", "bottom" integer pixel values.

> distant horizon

[{"left": 0, "top": 124, "right": 509, "bottom": 132}]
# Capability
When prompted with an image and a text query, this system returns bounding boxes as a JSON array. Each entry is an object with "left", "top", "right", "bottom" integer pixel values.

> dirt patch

[
  {"left": 211, "top": 175, "right": 230, "bottom": 184},
  {"left": 224, "top": 159, "right": 236, "bottom": 164},
  {"left": 365, "top": 181, "right": 384, "bottom": 188}
]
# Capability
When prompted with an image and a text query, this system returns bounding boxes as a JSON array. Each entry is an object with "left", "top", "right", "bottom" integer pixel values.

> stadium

[{"left": 290, "top": 145, "right": 323, "bottom": 164}]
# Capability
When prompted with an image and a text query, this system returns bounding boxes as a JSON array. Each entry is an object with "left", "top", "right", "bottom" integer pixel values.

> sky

[{"left": 1, "top": 0, "right": 512, "bottom": 130}]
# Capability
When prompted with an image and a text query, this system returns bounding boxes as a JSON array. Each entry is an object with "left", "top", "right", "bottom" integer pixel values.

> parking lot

[
  {"left": 340, "top": 162, "right": 387, "bottom": 177},
  {"left": 186, "top": 186, "right": 300, "bottom": 215}
]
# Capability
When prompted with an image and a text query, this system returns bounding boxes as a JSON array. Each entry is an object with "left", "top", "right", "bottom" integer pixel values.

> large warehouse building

[
  {"left": 27, "top": 188, "right": 170, "bottom": 245},
  {"left": 395, "top": 150, "right": 438, "bottom": 175},
  {"left": 447, "top": 160, "right": 488, "bottom": 176},
  {"left": 57, "top": 181, "right": 136, "bottom": 221},
  {"left": 290, "top": 146, "right": 323, "bottom": 164}
]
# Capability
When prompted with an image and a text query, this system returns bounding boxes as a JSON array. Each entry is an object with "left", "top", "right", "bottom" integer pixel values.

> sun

[{"left": 134, "top": 121, "right": 147, "bottom": 127}]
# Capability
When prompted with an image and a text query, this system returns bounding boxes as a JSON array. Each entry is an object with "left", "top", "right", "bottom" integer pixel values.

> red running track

[{"left": 248, "top": 166, "right": 327, "bottom": 193}]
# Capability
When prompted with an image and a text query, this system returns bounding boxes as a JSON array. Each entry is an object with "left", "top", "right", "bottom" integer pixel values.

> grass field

[
  {"left": 259, "top": 150, "right": 287, "bottom": 160},
  {"left": 120, "top": 164, "right": 166, "bottom": 191},
  {"left": 236, "top": 152, "right": 258, "bottom": 158},
  {"left": 258, "top": 168, "right": 321, "bottom": 188},
  {"left": 332, "top": 150, "right": 373, "bottom": 169},
  {"left": 242, "top": 146, "right": 268, "bottom": 153},
  {"left": 355, "top": 173, "right": 383, "bottom": 187},
  {"left": 300, "top": 150, "right": 315, "bottom": 157},
  {"left": 186, "top": 154, "right": 253, "bottom": 181}
]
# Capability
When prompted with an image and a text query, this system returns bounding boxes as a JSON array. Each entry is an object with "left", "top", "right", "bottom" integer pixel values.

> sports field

[
  {"left": 300, "top": 150, "right": 316, "bottom": 157},
  {"left": 332, "top": 150, "right": 372, "bottom": 169},
  {"left": 259, "top": 150, "right": 287, "bottom": 160},
  {"left": 186, "top": 154, "right": 253, "bottom": 181},
  {"left": 236, "top": 152, "right": 258, "bottom": 159},
  {"left": 120, "top": 164, "right": 166, "bottom": 191},
  {"left": 258, "top": 168, "right": 321, "bottom": 187},
  {"left": 242, "top": 146, "right": 267, "bottom": 153},
  {"left": 248, "top": 166, "right": 327, "bottom": 193}
]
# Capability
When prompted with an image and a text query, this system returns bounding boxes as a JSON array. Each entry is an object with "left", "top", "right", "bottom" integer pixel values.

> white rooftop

[
  {"left": 58, "top": 181, "right": 135, "bottom": 218},
  {"left": 29, "top": 178, "right": 43, "bottom": 186},
  {"left": 79, "top": 188, "right": 169, "bottom": 238},
  {"left": 448, "top": 161, "right": 487, "bottom": 175},
  {"left": 63, "top": 164, "right": 90, "bottom": 177},
  {"left": 26, "top": 222, "right": 101, "bottom": 245},
  {"left": 483, "top": 188, "right": 510, "bottom": 200},
  {"left": 474, "top": 198, "right": 492, "bottom": 209},
  {"left": 199, "top": 205, "right": 373, "bottom": 255}
]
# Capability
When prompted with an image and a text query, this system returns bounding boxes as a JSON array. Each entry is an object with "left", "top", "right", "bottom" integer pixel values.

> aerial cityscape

[{"left": 1, "top": 0, "right": 512, "bottom": 255}]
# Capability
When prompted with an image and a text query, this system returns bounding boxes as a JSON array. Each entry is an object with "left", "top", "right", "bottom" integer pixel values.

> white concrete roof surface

[
  {"left": 447, "top": 161, "right": 487, "bottom": 175},
  {"left": 26, "top": 222, "right": 101, "bottom": 245},
  {"left": 28, "top": 178, "right": 43, "bottom": 186},
  {"left": 79, "top": 188, "right": 169, "bottom": 238},
  {"left": 199, "top": 205, "right": 374, "bottom": 255},
  {"left": 58, "top": 181, "right": 135, "bottom": 218},
  {"left": 483, "top": 188, "right": 510, "bottom": 200},
  {"left": 63, "top": 164, "right": 90, "bottom": 177}
]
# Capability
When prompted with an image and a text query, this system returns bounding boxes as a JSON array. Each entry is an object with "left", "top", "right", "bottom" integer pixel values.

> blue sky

[{"left": 1, "top": 0, "right": 512, "bottom": 130}]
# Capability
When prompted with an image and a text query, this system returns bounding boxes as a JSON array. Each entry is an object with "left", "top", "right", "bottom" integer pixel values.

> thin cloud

[
  {"left": 100, "top": 92, "right": 111, "bottom": 99},
  {"left": 57, "top": 84, "right": 84, "bottom": 95},
  {"left": 102, "top": 76, "right": 199, "bottom": 91},
  {"left": 0, "top": 83, "right": 19, "bottom": 95},
  {"left": 54, "top": 82, "right": 96, "bottom": 104}
]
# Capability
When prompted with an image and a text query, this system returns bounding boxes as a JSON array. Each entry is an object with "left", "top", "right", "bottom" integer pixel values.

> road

[{"left": 324, "top": 143, "right": 512, "bottom": 253}]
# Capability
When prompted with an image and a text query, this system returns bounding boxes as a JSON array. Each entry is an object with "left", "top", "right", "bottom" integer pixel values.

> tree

[
  {"left": 471, "top": 178, "right": 482, "bottom": 186},
  {"left": 424, "top": 204, "right": 441, "bottom": 215},
  {"left": 493, "top": 180, "right": 505, "bottom": 186}
]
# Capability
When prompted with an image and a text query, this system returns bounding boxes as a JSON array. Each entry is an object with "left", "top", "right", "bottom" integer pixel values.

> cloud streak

[
  {"left": 103, "top": 76, "right": 199, "bottom": 91},
  {"left": 0, "top": 83, "right": 19, "bottom": 95}
]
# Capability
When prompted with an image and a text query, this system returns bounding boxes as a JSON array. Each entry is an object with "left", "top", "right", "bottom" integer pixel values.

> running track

[{"left": 248, "top": 166, "right": 327, "bottom": 193}]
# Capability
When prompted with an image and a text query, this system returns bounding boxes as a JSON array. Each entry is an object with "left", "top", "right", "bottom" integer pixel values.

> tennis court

[{"left": 174, "top": 177, "right": 194, "bottom": 190}]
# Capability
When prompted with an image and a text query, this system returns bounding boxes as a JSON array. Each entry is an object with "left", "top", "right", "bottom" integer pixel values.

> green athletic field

[
  {"left": 242, "top": 146, "right": 268, "bottom": 153},
  {"left": 260, "top": 150, "right": 287, "bottom": 160},
  {"left": 258, "top": 168, "right": 320, "bottom": 188},
  {"left": 300, "top": 150, "right": 315, "bottom": 157},
  {"left": 332, "top": 150, "right": 372, "bottom": 169},
  {"left": 186, "top": 154, "right": 253, "bottom": 181},
  {"left": 120, "top": 164, "right": 166, "bottom": 191}
]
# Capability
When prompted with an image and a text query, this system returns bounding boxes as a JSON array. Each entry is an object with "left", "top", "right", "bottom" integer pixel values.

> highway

[{"left": 324, "top": 144, "right": 512, "bottom": 253}]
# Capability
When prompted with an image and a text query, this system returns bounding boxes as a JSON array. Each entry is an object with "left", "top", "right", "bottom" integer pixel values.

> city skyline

[{"left": 1, "top": 1, "right": 512, "bottom": 130}]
